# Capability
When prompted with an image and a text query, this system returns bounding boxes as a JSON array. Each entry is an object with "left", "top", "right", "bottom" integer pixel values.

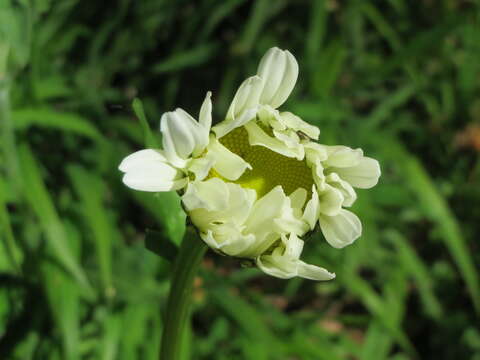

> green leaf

[
  {"left": 375, "top": 138, "right": 480, "bottom": 313},
  {"left": 12, "top": 108, "right": 102, "bottom": 140},
  {"left": 152, "top": 43, "right": 219, "bottom": 74},
  {"left": 18, "top": 143, "right": 93, "bottom": 296},
  {"left": 68, "top": 165, "right": 115, "bottom": 297},
  {"left": 132, "top": 98, "right": 159, "bottom": 148}
]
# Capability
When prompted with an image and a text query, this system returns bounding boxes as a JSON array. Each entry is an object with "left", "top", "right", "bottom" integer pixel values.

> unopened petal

[
  {"left": 226, "top": 75, "right": 263, "bottom": 121},
  {"left": 257, "top": 47, "right": 298, "bottom": 109},
  {"left": 199, "top": 91, "right": 212, "bottom": 131}
]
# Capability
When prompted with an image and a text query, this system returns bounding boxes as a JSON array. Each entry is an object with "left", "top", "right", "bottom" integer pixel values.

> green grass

[{"left": 1, "top": 1, "right": 479, "bottom": 359}]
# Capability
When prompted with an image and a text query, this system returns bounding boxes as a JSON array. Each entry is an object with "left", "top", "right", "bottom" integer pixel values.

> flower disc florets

[{"left": 119, "top": 47, "right": 381, "bottom": 280}]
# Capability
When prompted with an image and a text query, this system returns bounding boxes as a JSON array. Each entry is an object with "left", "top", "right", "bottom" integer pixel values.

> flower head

[{"left": 120, "top": 47, "right": 381, "bottom": 280}]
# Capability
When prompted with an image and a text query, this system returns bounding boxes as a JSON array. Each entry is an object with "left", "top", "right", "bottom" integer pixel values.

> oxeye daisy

[{"left": 119, "top": 47, "right": 381, "bottom": 280}]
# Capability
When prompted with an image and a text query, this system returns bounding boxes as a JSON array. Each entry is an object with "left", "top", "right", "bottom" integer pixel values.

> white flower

[{"left": 119, "top": 47, "right": 381, "bottom": 281}]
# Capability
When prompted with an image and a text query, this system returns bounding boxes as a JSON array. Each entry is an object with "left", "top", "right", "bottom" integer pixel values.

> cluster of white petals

[{"left": 119, "top": 47, "right": 380, "bottom": 281}]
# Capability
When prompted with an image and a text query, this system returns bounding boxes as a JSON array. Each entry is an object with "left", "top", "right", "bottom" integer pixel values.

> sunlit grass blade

[
  {"left": 210, "top": 287, "right": 283, "bottom": 359},
  {"left": 152, "top": 43, "right": 219, "bottom": 74},
  {"left": 132, "top": 98, "right": 159, "bottom": 148},
  {"left": 0, "top": 177, "right": 22, "bottom": 273},
  {"left": 377, "top": 138, "right": 480, "bottom": 313},
  {"left": 18, "top": 143, "right": 93, "bottom": 296},
  {"left": 386, "top": 230, "right": 443, "bottom": 319},
  {"left": 68, "top": 165, "right": 114, "bottom": 297},
  {"left": 12, "top": 108, "right": 102, "bottom": 140}
]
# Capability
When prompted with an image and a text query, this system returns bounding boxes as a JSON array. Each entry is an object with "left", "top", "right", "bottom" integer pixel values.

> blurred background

[{"left": 1, "top": 0, "right": 479, "bottom": 359}]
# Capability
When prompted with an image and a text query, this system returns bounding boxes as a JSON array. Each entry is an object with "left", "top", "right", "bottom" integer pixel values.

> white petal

[
  {"left": 161, "top": 112, "right": 191, "bottom": 167},
  {"left": 256, "top": 253, "right": 296, "bottom": 279},
  {"left": 199, "top": 91, "right": 212, "bottom": 131},
  {"left": 187, "top": 155, "right": 215, "bottom": 181},
  {"left": 318, "top": 183, "right": 344, "bottom": 216},
  {"left": 182, "top": 178, "right": 229, "bottom": 212},
  {"left": 319, "top": 209, "right": 362, "bottom": 248},
  {"left": 323, "top": 146, "right": 363, "bottom": 168},
  {"left": 213, "top": 107, "right": 258, "bottom": 139},
  {"left": 119, "top": 149, "right": 167, "bottom": 172},
  {"left": 226, "top": 75, "right": 263, "bottom": 120},
  {"left": 303, "top": 185, "right": 320, "bottom": 230},
  {"left": 208, "top": 137, "right": 252, "bottom": 180},
  {"left": 326, "top": 173, "right": 357, "bottom": 207},
  {"left": 289, "top": 188, "right": 307, "bottom": 209},
  {"left": 194, "top": 91, "right": 213, "bottom": 155},
  {"left": 283, "top": 232, "right": 304, "bottom": 259},
  {"left": 332, "top": 157, "right": 381, "bottom": 189},
  {"left": 297, "top": 261, "right": 336, "bottom": 281},
  {"left": 245, "top": 121, "right": 302, "bottom": 159},
  {"left": 122, "top": 167, "right": 185, "bottom": 192},
  {"left": 279, "top": 112, "right": 320, "bottom": 140},
  {"left": 242, "top": 186, "right": 288, "bottom": 255},
  {"left": 257, "top": 48, "right": 298, "bottom": 109},
  {"left": 165, "top": 110, "right": 198, "bottom": 157},
  {"left": 256, "top": 234, "right": 335, "bottom": 280},
  {"left": 188, "top": 182, "right": 256, "bottom": 230},
  {"left": 201, "top": 229, "right": 256, "bottom": 257},
  {"left": 119, "top": 149, "right": 186, "bottom": 192},
  {"left": 305, "top": 142, "right": 328, "bottom": 164}
]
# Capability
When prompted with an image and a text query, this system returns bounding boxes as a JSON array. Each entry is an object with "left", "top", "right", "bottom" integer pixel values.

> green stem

[{"left": 160, "top": 226, "right": 207, "bottom": 360}]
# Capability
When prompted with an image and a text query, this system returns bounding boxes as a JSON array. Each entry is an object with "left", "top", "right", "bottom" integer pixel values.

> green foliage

[{"left": 0, "top": 0, "right": 479, "bottom": 359}]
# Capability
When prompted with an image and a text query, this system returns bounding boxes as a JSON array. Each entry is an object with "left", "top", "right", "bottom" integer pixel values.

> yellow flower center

[{"left": 219, "top": 127, "right": 314, "bottom": 198}]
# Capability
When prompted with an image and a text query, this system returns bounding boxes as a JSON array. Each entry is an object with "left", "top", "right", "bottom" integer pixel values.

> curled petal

[
  {"left": 257, "top": 47, "right": 299, "bottom": 109},
  {"left": 160, "top": 107, "right": 210, "bottom": 167},
  {"left": 332, "top": 157, "right": 381, "bottom": 189},
  {"left": 243, "top": 186, "right": 302, "bottom": 256},
  {"left": 187, "top": 156, "right": 216, "bottom": 181},
  {"left": 319, "top": 209, "right": 362, "bottom": 248},
  {"left": 199, "top": 91, "right": 212, "bottom": 133},
  {"left": 256, "top": 233, "right": 335, "bottom": 280},
  {"left": 186, "top": 180, "right": 256, "bottom": 232},
  {"left": 326, "top": 173, "right": 357, "bottom": 207},
  {"left": 202, "top": 229, "right": 256, "bottom": 257},
  {"left": 226, "top": 75, "right": 263, "bottom": 121},
  {"left": 323, "top": 146, "right": 363, "bottom": 168},
  {"left": 303, "top": 185, "right": 320, "bottom": 230},
  {"left": 318, "top": 183, "right": 344, "bottom": 216}
]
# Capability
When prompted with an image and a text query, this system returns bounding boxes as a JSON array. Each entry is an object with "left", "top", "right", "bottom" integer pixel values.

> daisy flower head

[{"left": 119, "top": 47, "right": 381, "bottom": 280}]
